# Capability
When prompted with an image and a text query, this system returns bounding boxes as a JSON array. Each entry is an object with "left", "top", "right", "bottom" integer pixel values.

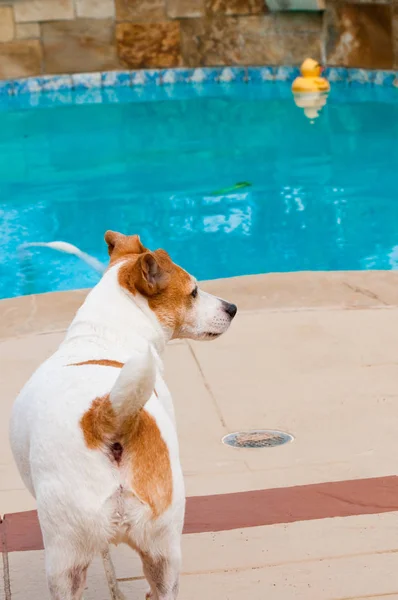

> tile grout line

[
  {"left": 342, "top": 282, "right": 389, "bottom": 306},
  {"left": 333, "top": 593, "right": 398, "bottom": 600},
  {"left": 116, "top": 547, "right": 398, "bottom": 582},
  {"left": 187, "top": 342, "right": 228, "bottom": 431}
]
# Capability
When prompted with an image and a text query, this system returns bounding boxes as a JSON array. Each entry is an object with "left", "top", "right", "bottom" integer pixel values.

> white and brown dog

[{"left": 9, "top": 231, "right": 237, "bottom": 600}]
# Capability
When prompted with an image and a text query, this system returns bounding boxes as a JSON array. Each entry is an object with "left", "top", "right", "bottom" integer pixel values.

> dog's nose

[{"left": 223, "top": 302, "right": 237, "bottom": 319}]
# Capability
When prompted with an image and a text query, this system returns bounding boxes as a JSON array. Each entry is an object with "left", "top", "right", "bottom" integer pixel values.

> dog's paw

[{"left": 145, "top": 591, "right": 153, "bottom": 599}]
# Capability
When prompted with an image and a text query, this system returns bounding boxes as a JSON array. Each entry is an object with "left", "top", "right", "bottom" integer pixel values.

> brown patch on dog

[
  {"left": 69, "top": 565, "right": 88, "bottom": 596},
  {"left": 118, "top": 249, "right": 193, "bottom": 334},
  {"left": 105, "top": 230, "right": 147, "bottom": 264},
  {"left": 141, "top": 554, "right": 169, "bottom": 596},
  {"left": 104, "top": 230, "right": 194, "bottom": 335},
  {"left": 48, "top": 565, "right": 88, "bottom": 599},
  {"left": 120, "top": 409, "right": 173, "bottom": 517},
  {"left": 69, "top": 359, "right": 124, "bottom": 368},
  {"left": 80, "top": 395, "right": 117, "bottom": 450},
  {"left": 80, "top": 396, "right": 172, "bottom": 517}
]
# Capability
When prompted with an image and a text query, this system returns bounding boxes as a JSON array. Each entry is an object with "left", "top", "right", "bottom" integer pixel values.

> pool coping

[
  {"left": 2, "top": 270, "right": 398, "bottom": 341},
  {"left": 0, "top": 66, "right": 397, "bottom": 98}
]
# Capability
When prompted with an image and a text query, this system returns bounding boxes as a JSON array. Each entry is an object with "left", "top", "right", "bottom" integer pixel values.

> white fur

[
  {"left": 9, "top": 254, "right": 236, "bottom": 600},
  {"left": 110, "top": 344, "right": 156, "bottom": 422}
]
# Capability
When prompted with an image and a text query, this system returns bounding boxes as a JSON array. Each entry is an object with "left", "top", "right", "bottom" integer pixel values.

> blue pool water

[{"left": 1, "top": 82, "right": 398, "bottom": 299}]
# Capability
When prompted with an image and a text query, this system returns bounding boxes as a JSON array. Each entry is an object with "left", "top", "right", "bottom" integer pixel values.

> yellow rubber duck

[{"left": 292, "top": 58, "right": 330, "bottom": 93}]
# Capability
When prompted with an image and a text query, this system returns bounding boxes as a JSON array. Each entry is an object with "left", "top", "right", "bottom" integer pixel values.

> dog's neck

[{"left": 61, "top": 266, "right": 168, "bottom": 359}]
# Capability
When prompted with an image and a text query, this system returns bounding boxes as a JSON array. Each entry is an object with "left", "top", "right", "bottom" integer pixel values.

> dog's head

[{"left": 105, "top": 231, "right": 237, "bottom": 341}]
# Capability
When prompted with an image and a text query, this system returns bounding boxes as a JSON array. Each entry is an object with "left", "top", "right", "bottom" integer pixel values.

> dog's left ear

[
  {"left": 105, "top": 231, "right": 147, "bottom": 260},
  {"left": 134, "top": 252, "right": 170, "bottom": 296}
]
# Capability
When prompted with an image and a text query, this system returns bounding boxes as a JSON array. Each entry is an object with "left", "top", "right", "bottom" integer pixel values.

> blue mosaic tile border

[{"left": 0, "top": 66, "right": 397, "bottom": 97}]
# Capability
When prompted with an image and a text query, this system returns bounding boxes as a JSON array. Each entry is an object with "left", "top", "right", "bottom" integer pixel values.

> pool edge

[
  {"left": 0, "top": 66, "right": 397, "bottom": 100},
  {"left": 1, "top": 270, "right": 398, "bottom": 341}
]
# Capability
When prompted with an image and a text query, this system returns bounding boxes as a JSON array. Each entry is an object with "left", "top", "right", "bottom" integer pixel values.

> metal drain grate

[{"left": 222, "top": 429, "right": 294, "bottom": 449}]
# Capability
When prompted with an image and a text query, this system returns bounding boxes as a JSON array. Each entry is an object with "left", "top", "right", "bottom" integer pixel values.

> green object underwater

[{"left": 211, "top": 181, "right": 252, "bottom": 195}]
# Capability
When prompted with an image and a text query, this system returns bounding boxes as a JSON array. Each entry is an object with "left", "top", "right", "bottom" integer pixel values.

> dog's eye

[{"left": 190, "top": 287, "right": 198, "bottom": 299}]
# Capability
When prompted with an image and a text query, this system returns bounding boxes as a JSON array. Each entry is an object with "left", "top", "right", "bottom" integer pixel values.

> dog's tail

[
  {"left": 18, "top": 241, "right": 106, "bottom": 274},
  {"left": 110, "top": 341, "right": 156, "bottom": 423}
]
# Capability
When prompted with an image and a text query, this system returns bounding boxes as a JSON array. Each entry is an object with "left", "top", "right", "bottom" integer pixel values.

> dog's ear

[
  {"left": 105, "top": 231, "right": 147, "bottom": 260},
  {"left": 104, "top": 230, "right": 120, "bottom": 256},
  {"left": 134, "top": 252, "right": 170, "bottom": 296}
]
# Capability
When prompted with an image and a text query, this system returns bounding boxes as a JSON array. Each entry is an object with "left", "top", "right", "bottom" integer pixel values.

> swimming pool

[{"left": 1, "top": 80, "right": 397, "bottom": 299}]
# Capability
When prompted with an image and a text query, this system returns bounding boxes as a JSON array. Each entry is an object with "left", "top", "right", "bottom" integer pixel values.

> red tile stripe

[{"left": 1, "top": 476, "right": 398, "bottom": 552}]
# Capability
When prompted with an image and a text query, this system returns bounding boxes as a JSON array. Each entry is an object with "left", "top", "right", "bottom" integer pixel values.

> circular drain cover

[{"left": 222, "top": 429, "right": 294, "bottom": 449}]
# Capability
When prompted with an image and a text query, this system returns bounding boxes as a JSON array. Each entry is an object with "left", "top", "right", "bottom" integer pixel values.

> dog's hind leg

[
  {"left": 140, "top": 541, "right": 181, "bottom": 600},
  {"left": 44, "top": 544, "right": 93, "bottom": 600}
]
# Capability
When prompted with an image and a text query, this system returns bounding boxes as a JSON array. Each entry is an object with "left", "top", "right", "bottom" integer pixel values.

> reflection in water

[
  {"left": 293, "top": 91, "right": 329, "bottom": 121},
  {"left": 0, "top": 83, "right": 397, "bottom": 298}
]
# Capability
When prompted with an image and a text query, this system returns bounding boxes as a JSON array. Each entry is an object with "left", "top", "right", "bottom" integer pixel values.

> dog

[{"left": 10, "top": 231, "right": 237, "bottom": 600}]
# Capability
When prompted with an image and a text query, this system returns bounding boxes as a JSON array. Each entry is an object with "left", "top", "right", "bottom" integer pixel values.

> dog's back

[{"left": 10, "top": 344, "right": 184, "bottom": 552}]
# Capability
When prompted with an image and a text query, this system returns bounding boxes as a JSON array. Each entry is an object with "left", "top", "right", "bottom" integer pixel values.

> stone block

[
  {"left": 342, "top": 0, "right": 390, "bottom": 3},
  {"left": 116, "top": 21, "right": 182, "bottom": 68},
  {"left": 15, "top": 22, "right": 41, "bottom": 40},
  {"left": 14, "top": 0, "right": 75, "bottom": 23},
  {"left": 166, "top": 0, "right": 205, "bottom": 18},
  {"left": 76, "top": 0, "right": 115, "bottom": 18},
  {"left": 42, "top": 19, "right": 120, "bottom": 74},
  {"left": 0, "top": 40, "right": 42, "bottom": 79},
  {"left": 205, "top": 0, "right": 266, "bottom": 15},
  {"left": 0, "top": 6, "right": 15, "bottom": 43},
  {"left": 273, "top": 11, "right": 322, "bottom": 31},
  {"left": 115, "top": 0, "right": 165, "bottom": 21},
  {"left": 180, "top": 15, "right": 321, "bottom": 66},
  {"left": 392, "top": 5, "right": 398, "bottom": 68},
  {"left": 326, "top": 3, "right": 393, "bottom": 69},
  {"left": 267, "top": 0, "right": 325, "bottom": 9},
  {"left": 180, "top": 16, "right": 237, "bottom": 66}
]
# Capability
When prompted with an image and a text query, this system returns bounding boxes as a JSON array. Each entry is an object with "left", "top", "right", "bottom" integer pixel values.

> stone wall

[{"left": 0, "top": 0, "right": 396, "bottom": 80}]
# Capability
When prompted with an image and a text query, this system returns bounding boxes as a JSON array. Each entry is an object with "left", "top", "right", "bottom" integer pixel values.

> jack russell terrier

[{"left": 10, "top": 231, "right": 237, "bottom": 600}]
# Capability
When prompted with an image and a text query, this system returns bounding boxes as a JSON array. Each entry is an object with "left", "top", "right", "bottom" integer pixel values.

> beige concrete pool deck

[{"left": 1, "top": 271, "right": 398, "bottom": 599}]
